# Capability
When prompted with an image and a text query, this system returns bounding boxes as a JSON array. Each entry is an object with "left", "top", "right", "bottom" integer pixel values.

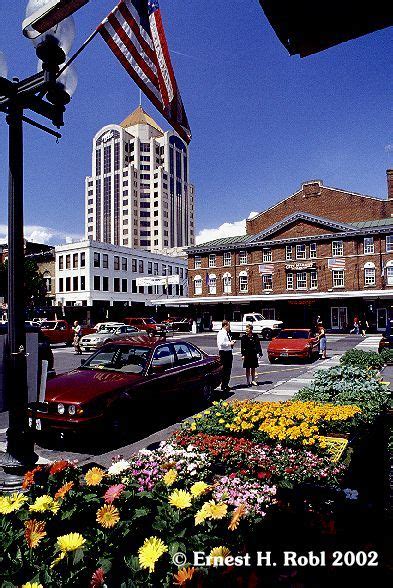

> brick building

[{"left": 172, "top": 171, "right": 393, "bottom": 331}]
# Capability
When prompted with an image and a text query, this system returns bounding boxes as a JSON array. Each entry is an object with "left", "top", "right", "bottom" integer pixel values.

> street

[{"left": 0, "top": 333, "right": 382, "bottom": 468}]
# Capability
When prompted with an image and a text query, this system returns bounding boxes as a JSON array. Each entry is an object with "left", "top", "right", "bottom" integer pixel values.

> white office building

[
  {"left": 55, "top": 240, "right": 188, "bottom": 309},
  {"left": 85, "top": 106, "right": 195, "bottom": 252}
]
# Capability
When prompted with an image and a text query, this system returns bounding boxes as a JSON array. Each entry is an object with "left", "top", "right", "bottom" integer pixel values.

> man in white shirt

[{"left": 217, "top": 319, "right": 235, "bottom": 392}]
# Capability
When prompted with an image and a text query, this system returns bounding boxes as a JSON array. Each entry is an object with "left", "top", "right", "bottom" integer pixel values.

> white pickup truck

[{"left": 212, "top": 313, "right": 283, "bottom": 340}]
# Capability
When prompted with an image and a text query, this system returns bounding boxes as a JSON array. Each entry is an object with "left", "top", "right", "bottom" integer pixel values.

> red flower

[
  {"left": 90, "top": 567, "right": 105, "bottom": 588},
  {"left": 257, "top": 471, "right": 271, "bottom": 479},
  {"left": 22, "top": 465, "right": 43, "bottom": 489},
  {"left": 285, "top": 467, "right": 294, "bottom": 474},
  {"left": 49, "top": 460, "right": 73, "bottom": 475}
]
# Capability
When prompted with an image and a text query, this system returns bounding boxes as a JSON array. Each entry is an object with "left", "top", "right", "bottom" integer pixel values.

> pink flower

[{"left": 104, "top": 483, "right": 125, "bottom": 504}]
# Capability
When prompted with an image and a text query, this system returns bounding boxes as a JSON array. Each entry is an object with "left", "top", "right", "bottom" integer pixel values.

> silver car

[{"left": 80, "top": 325, "right": 140, "bottom": 352}]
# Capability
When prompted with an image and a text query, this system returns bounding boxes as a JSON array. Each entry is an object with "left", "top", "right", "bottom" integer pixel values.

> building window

[
  {"left": 262, "top": 274, "right": 273, "bottom": 291},
  {"left": 262, "top": 248, "right": 272, "bottom": 262},
  {"left": 223, "top": 252, "right": 231, "bottom": 266},
  {"left": 66, "top": 255, "right": 71, "bottom": 269},
  {"left": 223, "top": 273, "right": 231, "bottom": 294},
  {"left": 162, "top": 265, "right": 167, "bottom": 276},
  {"left": 80, "top": 252, "right": 85, "bottom": 268},
  {"left": 310, "top": 270, "right": 318, "bottom": 289},
  {"left": 386, "top": 235, "right": 393, "bottom": 253},
  {"left": 332, "top": 269, "right": 345, "bottom": 288},
  {"left": 296, "top": 272, "right": 307, "bottom": 289},
  {"left": 194, "top": 276, "right": 202, "bottom": 295},
  {"left": 114, "top": 256, "right": 120, "bottom": 270},
  {"left": 194, "top": 256, "right": 201, "bottom": 269},
  {"left": 239, "top": 250, "right": 247, "bottom": 265},
  {"left": 72, "top": 276, "right": 78, "bottom": 291},
  {"left": 93, "top": 276, "right": 100, "bottom": 290},
  {"left": 72, "top": 253, "right": 78, "bottom": 269},
  {"left": 387, "top": 266, "right": 393, "bottom": 285},
  {"left": 363, "top": 237, "right": 374, "bottom": 254},
  {"left": 102, "top": 254, "right": 108, "bottom": 269},
  {"left": 102, "top": 276, "right": 109, "bottom": 291},
  {"left": 138, "top": 260, "right": 144, "bottom": 273},
  {"left": 208, "top": 275, "right": 217, "bottom": 294},
  {"left": 80, "top": 276, "right": 85, "bottom": 290},
  {"left": 122, "top": 278, "right": 127, "bottom": 292},
  {"left": 296, "top": 244, "right": 306, "bottom": 259},
  {"left": 310, "top": 243, "right": 317, "bottom": 258},
  {"left": 148, "top": 261, "right": 152, "bottom": 275},
  {"left": 122, "top": 257, "right": 127, "bottom": 271},
  {"left": 65, "top": 277, "right": 71, "bottom": 292},
  {"left": 114, "top": 278, "right": 120, "bottom": 292},
  {"left": 58, "top": 278, "right": 63, "bottom": 292},
  {"left": 239, "top": 274, "right": 248, "bottom": 292},
  {"left": 286, "top": 272, "right": 294, "bottom": 290},
  {"left": 58, "top": 256, "right": 63, "bottom": 270},
  {"left": 285, "top": 245, "right": 293, "bottom": 260},
  {"left": 93, "top": 252, "right": 100, "bottom": 268},
  {"left": 364, "top": 267, "right": 376, "bottom": 286},
  {"left": 332, "top": 241, "right": 344, "bottom": 257},
  {"left": 208, "top": 254, "right": 216, "bottom": 268}
]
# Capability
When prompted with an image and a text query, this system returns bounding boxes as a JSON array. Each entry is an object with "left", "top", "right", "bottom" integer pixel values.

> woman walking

[
  {"left": 317, "top": 322, "right": 327, "bottom": 359},
  {"left": 241, "top": 323, "right": 262, "bottom": 386}
]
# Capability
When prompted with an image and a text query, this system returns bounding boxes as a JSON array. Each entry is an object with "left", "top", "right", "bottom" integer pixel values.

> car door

[
  {"left": 172, "top": 342, "right": 204, "bottom": 407},
  {"left": 143, "top": 343, "right": 180, "bottom": 422}
]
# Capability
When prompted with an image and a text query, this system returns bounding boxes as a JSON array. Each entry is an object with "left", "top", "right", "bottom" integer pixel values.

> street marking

[{"left": 230, "top": 367, "right": 302, "bottom": 380}]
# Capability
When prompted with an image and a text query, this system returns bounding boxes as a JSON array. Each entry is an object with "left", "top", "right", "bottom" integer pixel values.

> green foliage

[
  {"left": 380, "top": 348, "right": 393, "bottom": 365},
  {"left": 0, "top": 258, "right": 48, "bottom": 307},
  {"left": 294, "top": 365, "right": 391, "bottom": 431},
  {"left": 340, "top": 348, "right": 385, "bottom": 370}
]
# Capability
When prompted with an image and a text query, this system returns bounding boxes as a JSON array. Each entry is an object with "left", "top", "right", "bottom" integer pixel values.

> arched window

[
  {"left": 364, "top": 262, "right": 376, "bottom": 287},
  {"left": 43, "top": 271, "right": 52, "bottom": 294},
  {"left": 239, "top": 270, "right": 248, "bottom": 293},
  {"left": 223, "top": 272, "right": 232, "bottom": 294},
  {"left": 208, "top": 273, "right": 216, "bottom": 295},
  {"left": 193, "top": 274, "right": 202, "bottom": 295}
]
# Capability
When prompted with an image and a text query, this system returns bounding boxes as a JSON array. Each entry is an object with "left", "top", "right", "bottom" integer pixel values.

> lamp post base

[{"left": 0, "top": 433, "right": 38, "bottom": 492}]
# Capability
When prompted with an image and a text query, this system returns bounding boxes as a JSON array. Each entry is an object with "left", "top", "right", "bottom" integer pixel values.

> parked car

[
  {"left": 267, "top": 329, "right": 320, "bottom": 363},
  {"left": 163, "top": 317, "right": 192, "bottom": 332},
  {"left": 40, "top": 320, "right": 95, "bottom": 346},
  {"left": 212, "top": 313, "right": 283, "bottom": 340},
  {"left": 93, "top": 322, "right": 126, "bottom": 332},
  {"left": 28, "top": 337, "right": 223, "bottom": 436},
  {"left": 123, "top": 317, "right": 167, "bottom": 336},
  {"left": 80, "top": 324, "right": 140, "bottom": 352}
]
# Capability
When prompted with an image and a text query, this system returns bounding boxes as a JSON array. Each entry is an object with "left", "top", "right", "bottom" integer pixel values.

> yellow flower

[
  {"left": 96, "top": 504, "right": 120, "bottom": 528},
  {"left": 57, "top": 532, "right": 86, "bottom": 553},
  {"left": 0, "top": 492, "right": 28, "bottom": 514},
  {"left": 169, "top": 489, "right": 193, "bottom": 509},
  {"left": 138, "top": 536, "right": 168, "bottom": 572},
  {"left": 190, "top": 481, "right": 209, "bottom": 497},
  {"left": 29, "top": 495, "right": 60, "bottom": 514},
  {"left": 218, "top": 419, "right": 225, "bottom": 424},
  {"left": 24, "top": 519, "right": 47, "bottom": 549},
  {"left": 190, "top": 423, "right": 196, "bottom": 431},
  {"left": 195, "top": 500, "right": 227, "bottom": 525},
  {"left": 209, "top": 546, "right": 231, "bottom": 561},
  {"left": 163, "top": 469, "right": 178, "bottom": 486},
  {"left": 22, "top": 583, "right": 44, "bottom": 588},
  {"left": 228, "top": 504, "right": 246, "bottom": 531},
  {"left": 84, "top": 467, "right": 105, "bottom": 486}
]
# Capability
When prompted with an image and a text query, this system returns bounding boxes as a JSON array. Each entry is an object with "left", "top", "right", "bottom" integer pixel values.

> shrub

[
  {"left": 380, "top": 347, "right": 393, "bottom": 365},
  {"left": 340, "top": 349, "right": 385, "bottom": 370}
]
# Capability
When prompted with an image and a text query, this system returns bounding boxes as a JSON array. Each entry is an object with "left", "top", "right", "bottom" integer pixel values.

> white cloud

[
  {"left": 385, "top": 144, "right": 393, "bottom": 152},
  {"left": 195, "top": 211, "right": 259, "bottom": 245},
  {"left": 0, "top": 225, "right": 83, "bottom": 246}
]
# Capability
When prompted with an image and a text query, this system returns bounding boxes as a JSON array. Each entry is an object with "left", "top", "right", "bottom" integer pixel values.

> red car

[
  {"left": 28, "top": 336, "right": 222, "bottom": 436},
  {"left": 40, "top": 320, "right": 95, "bottom": 346},
  {"left": 267, "top": 329, "right": 320, "bottom": 363},
  {"left": 123, "top": 317, "right": 166, "bottom": 336}
]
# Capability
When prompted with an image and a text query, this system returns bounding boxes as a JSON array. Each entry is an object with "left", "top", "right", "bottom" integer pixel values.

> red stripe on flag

[
  {"left": 151, "top": 10, "right": 177, "bottom": 105},
  {"left": 118, "top": 2, "right": 157, "bottom": 64}
]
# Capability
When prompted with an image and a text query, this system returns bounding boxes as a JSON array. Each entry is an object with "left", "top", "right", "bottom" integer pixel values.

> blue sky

[{"left": 0, "top": 1, "right": 392, "bottom": 245}]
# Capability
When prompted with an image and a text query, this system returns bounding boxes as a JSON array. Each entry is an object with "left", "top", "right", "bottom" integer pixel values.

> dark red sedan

[
  {"left": 28, "top": 336, "right": 222, "bottom": 436},
  {"left": 267, "top": 329, "right": 320, "bottom": 363}
]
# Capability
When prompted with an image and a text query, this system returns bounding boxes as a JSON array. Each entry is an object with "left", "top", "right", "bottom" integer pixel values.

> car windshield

[
  {"left": 278, "top": 331, "right": 310, "bottom": 339},
  {"left": 82, "top": 344, "right": 150, "bottom": 374},
  {"left": 98, "top": 326, "right": 119, "bottom": 334},
  {"left": 253, "top": 314, "right": 264, "bottom": 321},
  {"left": 144, "top": 319, "right": 156, "bottom": 324},
  {"left": 40, "top": 321, "right": 57, "bottom": 329}
]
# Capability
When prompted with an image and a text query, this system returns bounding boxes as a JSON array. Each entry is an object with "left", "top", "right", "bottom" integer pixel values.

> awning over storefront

[{"left": 259, "top": 1, "right": 393, "bottom": 57}]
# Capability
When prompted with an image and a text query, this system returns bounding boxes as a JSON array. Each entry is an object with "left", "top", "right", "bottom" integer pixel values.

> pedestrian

[
  {"left": 317, "top": 322, "right": 327, "bottom": 359},
  {"left": 217, "top": 319, "right": 235, "bottom": 392},
  {"left": 359, "top": 316, "right": 369, "bottom": 337},
  {"left": 241, "top": 323, "right": 262, "bottom": 387},
  {"left": 72, "top": 320, "right": 83, "bottom": 355},
  {"left": 350, "top": 317, "right": 360, "bottom": 334}
]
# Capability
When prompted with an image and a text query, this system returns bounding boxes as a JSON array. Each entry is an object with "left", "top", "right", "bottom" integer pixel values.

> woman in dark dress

[{"left": 241, "top": 323, "right": 263, "bottom": 387}]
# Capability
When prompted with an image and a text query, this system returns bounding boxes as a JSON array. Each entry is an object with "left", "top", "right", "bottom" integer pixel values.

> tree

[{"left": 0, "top": 259, "right": 47, "bottom": 307}]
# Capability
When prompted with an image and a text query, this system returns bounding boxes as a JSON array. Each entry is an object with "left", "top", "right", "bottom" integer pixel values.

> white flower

[{"left": 107, "top": 459, "right": 130, "bottom": 476}]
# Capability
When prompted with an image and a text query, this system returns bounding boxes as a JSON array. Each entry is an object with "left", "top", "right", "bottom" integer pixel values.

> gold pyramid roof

[{"left": 120, "top": 105, "right": 163, "bottom": 134}]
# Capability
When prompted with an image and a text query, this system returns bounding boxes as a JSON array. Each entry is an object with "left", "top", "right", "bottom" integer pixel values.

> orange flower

[
  {"left": 96, "top": 504, "right": 120, "bottom": 528},
  {"left": 228, "top": 504, "right": 246, "bottom": 531},
  {"left": 24, "top": 519, "right": 47, "bottom": 549},
  {"left": 22, "top": 466, "right": 42, "bottom": 490},
  {"left": 54, "top": 481, "right": 74, "bottom": 500},
  {"left": 49, "top": 460, "right": 73, "bottom": 475},
  {"left": 173, "top": 567, "right": 195, "bottom": 586},
  {"left": 85, "top": 467, "right": 105, "bottom": 486}
]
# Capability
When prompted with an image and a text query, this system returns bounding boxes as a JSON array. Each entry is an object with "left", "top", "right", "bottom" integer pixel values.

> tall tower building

[{"left": 85, "top": 106, "right": 195, "bottom": 252}]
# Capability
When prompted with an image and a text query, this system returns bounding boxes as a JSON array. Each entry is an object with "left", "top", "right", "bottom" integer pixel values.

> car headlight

[
  {"left": 57, "top": 403, "right": 65, "bottom": 415},
  {"left": 68, "top": 405, "right": 76, "bottom": 415}
]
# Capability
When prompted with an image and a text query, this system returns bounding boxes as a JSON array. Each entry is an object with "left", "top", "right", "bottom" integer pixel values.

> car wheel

[
  {"left": 65, "top": 340, "right": 72, "bottom": 347},
  {"left": 307, "top": 350, "right": 313, "bottom": 363},
  {"left": 262, "top": 329, "right": 273, "bottom": 341},
  {"left": 268, "top": 356, "right": 276, "bottom": 364}
]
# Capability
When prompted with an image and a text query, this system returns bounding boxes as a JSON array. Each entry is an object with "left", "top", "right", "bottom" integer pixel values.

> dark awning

[{"left": 259, "top": 1, "right": 393, "bottom": 57}]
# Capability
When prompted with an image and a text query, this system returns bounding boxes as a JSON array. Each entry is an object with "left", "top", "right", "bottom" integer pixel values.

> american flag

[
  {"left": 259, "top": 263, "right": 274, "bottom": 274},
  {"left": 97, "top": 0, "right": 191, "bottom": 143},
  {"left": 328, "top": 258, "right": 346, "bottom": 269}
]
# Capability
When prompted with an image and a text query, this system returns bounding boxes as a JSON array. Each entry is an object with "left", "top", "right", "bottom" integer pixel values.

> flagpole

[{"left": 57, "top": 28, "right": 100, "bottom": 78}]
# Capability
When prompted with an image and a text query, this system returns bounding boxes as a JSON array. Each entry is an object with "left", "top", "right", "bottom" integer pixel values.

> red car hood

[
  {"left": 45, "top": 369, "right": 143, "bottom": 403},
  {"left": 268, "top": 338, "right": 310, "bottom": 351}
]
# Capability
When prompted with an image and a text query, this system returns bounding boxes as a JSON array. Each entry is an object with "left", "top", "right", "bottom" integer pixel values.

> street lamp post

[{"left": 0, "top": 3, "right": 77, "bottom": 490}]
